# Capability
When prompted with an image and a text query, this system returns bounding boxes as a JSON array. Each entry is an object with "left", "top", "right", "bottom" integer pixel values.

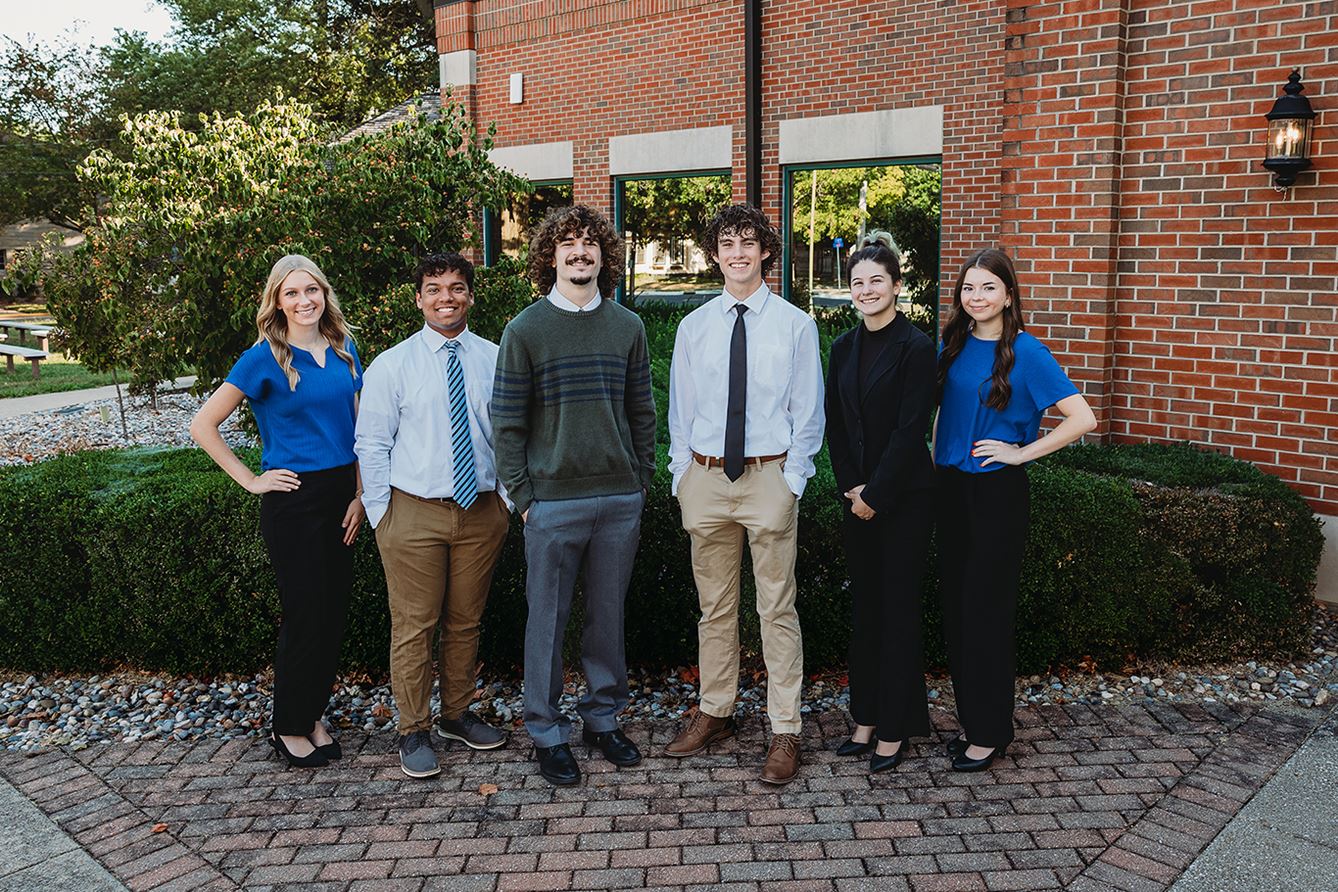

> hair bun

[{"left": 859, "top": 229, "right": 900, "bottom": 257}]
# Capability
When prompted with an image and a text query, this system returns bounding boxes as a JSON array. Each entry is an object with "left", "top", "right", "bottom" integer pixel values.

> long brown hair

[
  {"left": 936, "top": 248, "right": 1025, "bottom": 411},
  {"left": 256, "top": 255, "right": 359, "bottom": 391},
  {"left": 528, "top": 205, "right": 623, "bottom": 299}
]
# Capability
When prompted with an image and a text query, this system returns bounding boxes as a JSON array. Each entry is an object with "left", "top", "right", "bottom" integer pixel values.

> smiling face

[
  {"left": 553, "top": 227, "right": 602, "bottom": 291},
  {"left": 958, "top": 265, "right": 1011, "bottom": 333},
  {"left": 277, "top": 270, "right": 326, "bottom": 333},
  {"left": 848, "top": 258, "right": 901, "bottom": 325},
  {"left": 417, "top": 269, "right": 473, "bottom": 337},
  {"left": 714, "top": 227, "right": 770, "bottom": 297}
]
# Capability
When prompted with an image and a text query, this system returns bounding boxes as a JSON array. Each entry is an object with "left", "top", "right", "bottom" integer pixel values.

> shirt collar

[
  {"left": 548, "top": 285, "right": 603, "bottom": 312},
  {"left": 719, "top": 282, "right": 770, "bottom": 317},
  {"left": 421, "top": 323, "right": 470, "bottom": 352}
]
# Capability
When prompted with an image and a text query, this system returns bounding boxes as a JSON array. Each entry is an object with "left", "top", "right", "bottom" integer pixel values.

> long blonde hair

[{"left": 256, "top": 255, "right": 359, "bottom": 391}]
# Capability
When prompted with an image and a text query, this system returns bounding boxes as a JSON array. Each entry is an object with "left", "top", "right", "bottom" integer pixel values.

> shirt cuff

[
  {"left": 363, "top": 494, "right": 389, "bottom": 529},
  {"left": 671, "top": 469, "right": 685, "bottom": 496},
  {"left": 783, "top": 470, "right": 806, "bottom": 499}
]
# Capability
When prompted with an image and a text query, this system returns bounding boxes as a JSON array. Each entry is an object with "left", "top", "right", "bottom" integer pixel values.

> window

[
  {"left": 483, "top": 181, "right": 573, "bottom": 265},
  {"left": 783, "top": 161, "right": 941, "bottom": 327},
  {"left": 614, "top": 173, "right": 731, "bottom": 305}
]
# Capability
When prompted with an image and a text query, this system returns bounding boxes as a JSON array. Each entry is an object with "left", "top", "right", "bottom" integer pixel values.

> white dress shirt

[
  {"left": 668, "top": 284, "right": 825, "bottom": 497},
  {"left": 354, "top": 324, "right": 507, "bottom": 528},
  {"left": 547, "top": 285, "right": 602, "bottom": 312}
]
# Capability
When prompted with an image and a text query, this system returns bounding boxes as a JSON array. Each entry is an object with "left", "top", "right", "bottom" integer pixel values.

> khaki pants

[
  {"left": 376, "top": 488, "right": 509, "bottom": 734},
  {"left": 678, "top": 459, "right": 803, "bottom": 734}
]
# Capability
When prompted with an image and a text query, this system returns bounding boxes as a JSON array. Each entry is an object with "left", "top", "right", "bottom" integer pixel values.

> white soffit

[
  {"left": 608, "top": 125, "right": 733, "bottom": 176},
  {"left": 778, "top": 106, "right": 943, "bottom": 165},
  {"left": 439, "top": 50, "right": 477, "bottom": 89},
  {"left": 488, "top": 142, "right": 575, "bottom": 181}
]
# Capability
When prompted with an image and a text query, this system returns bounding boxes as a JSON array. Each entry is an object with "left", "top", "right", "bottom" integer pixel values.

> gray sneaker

[
  {"left": 398, "top": 730, "right": 440, "bottom": 778},
  {"left": 435, "top": 711, "right": 508, "bottom": 750}
]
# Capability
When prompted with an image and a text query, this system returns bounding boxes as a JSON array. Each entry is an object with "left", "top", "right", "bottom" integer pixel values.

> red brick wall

[
  {"left": 1002, "top": 0, "right": 1338, "bottom": 513},
  {"left": 439, "top": 0, "right": 1337, "bottom": 514}
]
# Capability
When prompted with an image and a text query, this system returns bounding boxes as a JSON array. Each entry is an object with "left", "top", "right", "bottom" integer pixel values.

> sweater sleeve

[
  {"left": 490, "top": 321, "right": 536, "bottom": 514},
  {"left": 625, "top": 318, "right": 657, "bottom": 489}
]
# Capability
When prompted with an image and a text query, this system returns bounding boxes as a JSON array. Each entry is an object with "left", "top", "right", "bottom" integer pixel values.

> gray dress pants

[{"left": 522, "top": 491, "right": 644, "bottom": 748}]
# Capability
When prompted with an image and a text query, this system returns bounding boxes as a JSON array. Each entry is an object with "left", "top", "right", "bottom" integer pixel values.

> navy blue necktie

[
  {"left": 445, "top": 341, "right": 478, "bottom": 509},
  {"left": 724, "top": 303, "right": 747, "bottom": 482}
]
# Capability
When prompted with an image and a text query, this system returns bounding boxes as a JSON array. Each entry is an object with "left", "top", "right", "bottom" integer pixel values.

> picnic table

[
  {"left": 0, "top": 321, "right": 52, "bottom": 352},
  {"left": 0, "top": 344, "right": 48, "bottom": 379}
]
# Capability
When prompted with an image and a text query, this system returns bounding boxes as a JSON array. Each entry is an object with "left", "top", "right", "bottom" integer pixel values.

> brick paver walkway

[{"left": 0, "top": 703, "right": 1326, "bottom": 891}]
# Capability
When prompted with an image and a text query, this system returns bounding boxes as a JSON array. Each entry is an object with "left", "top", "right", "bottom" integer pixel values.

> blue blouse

[
  {"left": 225, "top": 340, "right": 363, "bottom": 472},
  {"left": 934, "top": 332, "right": 1078, "bottom": 474}
]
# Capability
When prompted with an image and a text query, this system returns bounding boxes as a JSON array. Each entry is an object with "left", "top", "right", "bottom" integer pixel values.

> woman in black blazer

[{"left": 824, "top": 231, "right": 937, "bottom": 773}]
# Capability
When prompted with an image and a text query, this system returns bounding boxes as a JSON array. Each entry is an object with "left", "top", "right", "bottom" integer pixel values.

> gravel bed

[
  {"left": 0, "top": 390, "right": 255, "bottom": 466},
  {"left": 2, "top": 609, "right": 1334, "bottom": 752}
]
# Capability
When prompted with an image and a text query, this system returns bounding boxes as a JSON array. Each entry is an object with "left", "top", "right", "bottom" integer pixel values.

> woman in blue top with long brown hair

[
  {"left": 934, "top": 248, "right": 1096, "bottom": 772},
  {"left": 191, "top": 254, "right": 364, "bottom": 768}
]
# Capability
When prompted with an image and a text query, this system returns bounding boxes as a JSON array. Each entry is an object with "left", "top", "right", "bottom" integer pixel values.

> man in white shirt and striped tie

[{"left": 355, "top": 254, "right": 512, "bottom": 779}]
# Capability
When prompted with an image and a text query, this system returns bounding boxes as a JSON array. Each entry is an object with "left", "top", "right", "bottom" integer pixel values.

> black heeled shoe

[
  {"left": 270, "top": 732, "right": 329, "bottom": 768},
  {"left": 945, "top": 735, "right": 967, "bottom": 757},
  {"left": 836, "top": 737, "right": 876, "bottom": 757},
  {"left": 311, "top": 724, "right": 342, "bottom": 761},
  {"left": 869, "top": 742, "right": 905, "bottom": 773},
  {"left": 950, "top": 743, "right": 1006, "bottom": 773}
]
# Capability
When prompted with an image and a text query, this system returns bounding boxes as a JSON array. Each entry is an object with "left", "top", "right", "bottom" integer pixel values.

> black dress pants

[
  {"left": 259, "top": 463, "right": 355, "bottom": 736},
  {"left": 935, "top": 465, "right": 1029, "bottom": 749},
  {"left": 843, "top": 486, "right": 933, "bottom": 743}
]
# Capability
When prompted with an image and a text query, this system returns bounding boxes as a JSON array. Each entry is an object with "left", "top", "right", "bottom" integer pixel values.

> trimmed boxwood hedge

[{"left": 0, "top": 305, "right": 1321, "bottom": 677}]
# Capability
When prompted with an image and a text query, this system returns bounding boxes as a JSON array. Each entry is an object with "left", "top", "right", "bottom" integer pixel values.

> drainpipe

[{"left": 745, "top": 0, "right": 762, "bottom": 208}]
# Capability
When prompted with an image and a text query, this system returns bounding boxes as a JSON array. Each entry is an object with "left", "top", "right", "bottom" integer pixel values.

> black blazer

[{"left": 823, "top": 313, "right": 936, "bottom": 512}]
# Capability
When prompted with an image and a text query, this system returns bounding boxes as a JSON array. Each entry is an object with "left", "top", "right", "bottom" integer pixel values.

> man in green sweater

[{"left": 491, "top": 205, "right": 657, "bottom": 786}]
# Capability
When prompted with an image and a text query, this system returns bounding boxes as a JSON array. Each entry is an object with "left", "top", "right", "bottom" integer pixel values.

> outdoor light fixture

[{"left": 1263, "top": 70, "right": 1316, "bottom": 190}]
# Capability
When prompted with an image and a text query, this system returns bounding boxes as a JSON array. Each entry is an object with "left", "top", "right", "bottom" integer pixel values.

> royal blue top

[
  {"left": 225, "top": 339, "right": 363, "bottom": 472},
  {"left": 934, "top": 332, "right": 1078, "bottom": 474}
]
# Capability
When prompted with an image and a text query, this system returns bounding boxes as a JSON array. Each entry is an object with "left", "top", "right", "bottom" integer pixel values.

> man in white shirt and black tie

[
  {"left": 354, "top": 254, "right": 512, "bottom": 779},
  {"left": 664, "top": 205, "right": 825, "bottom": 784}
]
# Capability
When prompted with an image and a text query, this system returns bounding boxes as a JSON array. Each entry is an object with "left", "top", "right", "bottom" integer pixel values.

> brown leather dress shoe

[
  {"left": 664, "top": 707, "right": 737, "bottom": 757},
  {"left": 760, "top": 733, "right": 801, "bottom": 784}
]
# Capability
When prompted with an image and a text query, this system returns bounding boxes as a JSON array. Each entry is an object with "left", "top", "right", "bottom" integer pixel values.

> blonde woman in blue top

[
  {"left": 191, "top": 254, "right": 364, "bottom": 768},
  {"left": 934, "top": 248, "right": 1096, "bottom": 772}
]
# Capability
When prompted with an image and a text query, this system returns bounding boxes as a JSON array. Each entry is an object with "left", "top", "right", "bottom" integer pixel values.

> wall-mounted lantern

[{"left": 1263, "top": 70, "right": 1316, "bottom": 190}]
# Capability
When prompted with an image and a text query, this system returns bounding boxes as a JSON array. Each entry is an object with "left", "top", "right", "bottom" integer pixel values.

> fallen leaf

[
  {"left": 151, "top": 823, "right": 168, "bottom": 833},
  {"left": 478, "top": 783, "right": 498, "bottom": 796}
]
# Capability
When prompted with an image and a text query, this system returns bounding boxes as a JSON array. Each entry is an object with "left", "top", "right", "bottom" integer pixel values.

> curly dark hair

[
  {"left": 528, "top": 205, "right": 624, "bottom": 299},
  {"left": 702, "top": 204, "right": 782, "bottom": 279},
  {"left": 937, "top": 248, "right": 1027, "bottom": 411},
  {"left": 413, "top": 252, "right": 474, "bottom": 292}
]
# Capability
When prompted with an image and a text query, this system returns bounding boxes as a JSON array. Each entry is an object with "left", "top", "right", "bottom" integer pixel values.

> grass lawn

[{"left": 0, "top": 353, "right": 122, "bottom": 399}]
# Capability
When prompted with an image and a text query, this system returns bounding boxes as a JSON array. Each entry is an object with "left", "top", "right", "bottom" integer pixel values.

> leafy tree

[
  {"left": 792, "top": 165, "right": 941, "bottom": 305},
  {"left": 40, "top": 98, "right": 529, "bottom": 398}
]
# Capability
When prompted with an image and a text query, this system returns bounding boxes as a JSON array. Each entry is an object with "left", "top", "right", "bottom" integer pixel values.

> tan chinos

[
  {"left": 677, "top": 457, "right": 803, "bottom": 734},
  {"left": 376, "top": 487, "right": 510, "bottom": 735}
]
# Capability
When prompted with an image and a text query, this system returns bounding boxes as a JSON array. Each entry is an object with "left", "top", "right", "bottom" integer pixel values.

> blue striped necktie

[{"left": 445, "top": 340, "right": 478, "bottom": 509}]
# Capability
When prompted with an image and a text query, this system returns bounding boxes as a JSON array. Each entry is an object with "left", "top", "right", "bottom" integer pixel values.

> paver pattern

[{"left": 0, "top": 703, "right": 1324, "bottom": 891}]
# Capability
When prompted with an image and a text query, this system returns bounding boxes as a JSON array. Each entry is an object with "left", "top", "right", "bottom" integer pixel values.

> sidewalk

[
  {"left": 1, "top": 700, "right": 1332, "bottom": 891},
  {"left": 0, "top": 377, "right": 196, "bottom": 420}
]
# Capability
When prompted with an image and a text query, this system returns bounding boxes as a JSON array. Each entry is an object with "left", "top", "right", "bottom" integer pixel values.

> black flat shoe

[
  {"left": 951, "top": 744, "right": 1007, "bottom": 773},
  {"left": 270, "top": 733, "right": 329, "bottom": 768},
  {"left": 945, "top": 735, "right": 967, "bottom": 758},
  {"left": 836, "top": 738, "right": 876, "bottom": 757},
  {"left": 582, "top": 727, "right": 642, "bottom": 766},
  {"left": 870, "top": 743, "right": 905, "bottom": 773},
  {"left": 536, "top": 743, "right": 581, "bottom": 785}
]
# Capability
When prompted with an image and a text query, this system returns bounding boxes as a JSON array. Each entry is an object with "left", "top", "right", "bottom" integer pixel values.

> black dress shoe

[
  {"left": 582, "top": 727, "right": 642, "bottom": 767},
  {"left": 269, "top": 733, "right": 329, "bottom": 768},
  {"left": 536, "top": 743, "right": 581, "bottom": 785},
  {"left": 945, "top": 735, "right": 967, "bottom": 757},
  {"left": 951, "top": 744, "right": 1007, "bottom": 773},
  {"left": 836, "top": 738, "right": 876, "bottom": 757},
  {"left": 870, "top": 743, "right": 905, "bottom": 773}
]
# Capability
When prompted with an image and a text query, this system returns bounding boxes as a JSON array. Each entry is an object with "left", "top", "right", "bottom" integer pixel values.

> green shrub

[{"left": 0, "top": 438, "right": 1319, "bottom": 677}]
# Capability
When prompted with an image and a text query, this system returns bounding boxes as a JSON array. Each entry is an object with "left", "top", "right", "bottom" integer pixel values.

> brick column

[
  {"left": 436, "top": 0, "right": 478, "bottom": 125},
  {"left": 1001, "top": 0, "right": 1130, "bottom": 437}
]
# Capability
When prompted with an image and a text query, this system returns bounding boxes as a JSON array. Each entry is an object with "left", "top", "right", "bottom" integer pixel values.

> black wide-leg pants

[
  {"left": 258, "top": 463, "right": 355, "bottom": 736},
  {"left": 935, "top": 464, "right": 1029, "bottom": 749},
  {"left": 843, "top": 487, "right": 933, "bottom": 743}
]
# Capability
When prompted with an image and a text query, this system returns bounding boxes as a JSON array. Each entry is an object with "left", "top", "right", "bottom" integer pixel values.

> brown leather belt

[
  {"left": 397, "top": 487, "right": 486, "bottom": 505},
  {"left": 691, "top": 450, "right": 786, "bottom": 470}
]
